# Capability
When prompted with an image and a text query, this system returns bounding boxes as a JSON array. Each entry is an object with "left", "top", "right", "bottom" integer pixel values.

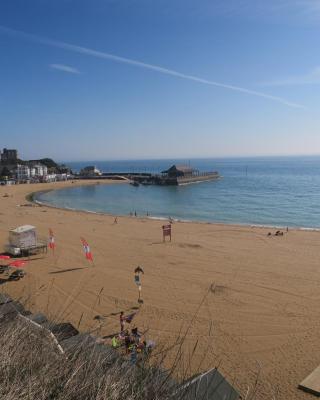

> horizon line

[{"left": 53, "top": 154, "right": 320, "bottom": 163}]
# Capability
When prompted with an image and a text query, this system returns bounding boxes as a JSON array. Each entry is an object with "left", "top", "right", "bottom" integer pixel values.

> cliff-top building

[{"left": 1, "top": 148, "right": 18, "bottom": 163}]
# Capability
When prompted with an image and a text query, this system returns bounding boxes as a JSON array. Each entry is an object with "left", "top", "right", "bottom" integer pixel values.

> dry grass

[
  {"left": 0, "top": 317, "right": 177, "bottom": 400},
  {"left": 0, "top": 286, "right": 274, "bottom": 400}
]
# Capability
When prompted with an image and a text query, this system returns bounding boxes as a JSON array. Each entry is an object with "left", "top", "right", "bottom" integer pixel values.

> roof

[
  {"left": 59, "top": 332, "right": 97, "bottom": 353},
  {"left": 161, "top": 165, "right": 196, "bottom": 174},
  {"left": 49, "top": 322, "right": 79, "bottom": 342},
  {"left": 10, "top": 225, "right": 36, "bottom": 234},
  {"left": 178, "top": 368, "right": 239, "bottom": 400},
  {"left": 0, "top": 301, "right": 27, "bottom": 320},
  {"left": 176, "top": 165, "right": 196, "bottom": 173}
]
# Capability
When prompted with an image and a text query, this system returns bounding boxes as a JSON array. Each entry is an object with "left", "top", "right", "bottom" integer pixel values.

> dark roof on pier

[{"left": 161, "top": 165, "right": 197, "bottom": 175}]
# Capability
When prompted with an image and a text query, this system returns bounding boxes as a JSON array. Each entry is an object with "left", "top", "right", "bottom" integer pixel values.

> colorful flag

[
  {"left": 81, "top": 237, "right": 93, "bottom": 262},
  {"left": 49, "top": 228, "right": 55, "bottom": 251}
]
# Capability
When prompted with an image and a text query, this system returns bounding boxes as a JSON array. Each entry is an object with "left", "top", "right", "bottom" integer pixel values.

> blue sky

[{"left": 1, "top": 0, "right": 320, "bottom": 161}]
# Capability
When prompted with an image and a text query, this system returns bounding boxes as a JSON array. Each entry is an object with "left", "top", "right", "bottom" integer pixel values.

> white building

[
  {"left": 56, "top": 173, "right": 69, "bottom": 181},
  {"left": 79, "top": 166, "right": 102, "bottom": 177},
  {"left": 16, "top": 164, "right": 30, "bottom": 181},
  {"left": 16, "top": 163, "right": 48, "bottom": 182},
  {"left": 30, "top": 164, "right": 48, "bottom": 178}
]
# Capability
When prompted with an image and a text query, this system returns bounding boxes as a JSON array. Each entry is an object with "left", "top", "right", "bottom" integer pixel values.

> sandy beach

[{"left": 1, "top": 180, "right": 320, "bottom": 399}]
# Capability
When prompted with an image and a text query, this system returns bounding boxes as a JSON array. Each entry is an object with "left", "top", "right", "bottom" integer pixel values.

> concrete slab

[{"left": 299, "top": 365, "right": 320, "bottom": 397}]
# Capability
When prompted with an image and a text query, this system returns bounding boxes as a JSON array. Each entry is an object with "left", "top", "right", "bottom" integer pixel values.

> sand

[{"left": 1, "top": 180, "right": 320, "bottom": 399}]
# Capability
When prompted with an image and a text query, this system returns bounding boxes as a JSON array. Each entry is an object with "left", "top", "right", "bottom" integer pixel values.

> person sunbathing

[{"left": 111, "top": 335, "right": 121, "bottom": 348}]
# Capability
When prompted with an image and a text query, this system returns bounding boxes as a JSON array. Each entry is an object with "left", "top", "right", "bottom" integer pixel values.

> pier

[{"left": 76, "top": 165, "right": 220, "bottom": 186}]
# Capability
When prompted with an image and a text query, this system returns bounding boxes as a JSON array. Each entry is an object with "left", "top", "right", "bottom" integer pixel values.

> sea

[{"left": 36, "top": 156, "right": 320, "bottom": 229}]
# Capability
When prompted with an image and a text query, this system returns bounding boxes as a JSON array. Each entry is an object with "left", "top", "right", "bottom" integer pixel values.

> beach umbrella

[{"left": 9, "top": 260, "right": 27, "bottom": 268}]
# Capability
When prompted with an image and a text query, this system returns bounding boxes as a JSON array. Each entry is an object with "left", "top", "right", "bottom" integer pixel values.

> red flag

[
  {"left": 49, "top": 228, "right": 55, "bottom": 251},
  {"left": 10, "top": 260, "right": 27, "bottom": 268},
  {"left": 81, "top": 237, "right": 93, "bottom": 262}
]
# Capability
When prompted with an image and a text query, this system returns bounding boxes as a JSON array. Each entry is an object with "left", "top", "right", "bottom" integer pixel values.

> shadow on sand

[{"left": 49, "top": 268, "right": 86, "bottom": 275}]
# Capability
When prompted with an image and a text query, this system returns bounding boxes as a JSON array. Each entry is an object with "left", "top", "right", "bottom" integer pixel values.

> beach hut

[
  {"left": 9, "top": 225, "right": 37, "bottom": 249},
  {"left": 6, "top": 225, "right": 47, "bottom": 256}
]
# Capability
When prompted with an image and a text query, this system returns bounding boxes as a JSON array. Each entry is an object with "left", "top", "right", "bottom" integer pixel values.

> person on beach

[
  {"left": 112, "top": 335, "right": 120, "bottom": 348},
  {"left": 131, "top": 327, "right": 141, "bottom": 343},
  {"left": 120, "top": 311, "right": 125, "bottom": 332},
  {"left": 134, "top": 266, "right": 144, "bottom": 302},
  {"left": 124, "top": 330, "right": 131, "bottom": 354},
  {"left": 134, "top": 211, "right": 137, "bottom": 217},
  {"left": 114, "top": 217, "right": 118, "bottom": 224}
]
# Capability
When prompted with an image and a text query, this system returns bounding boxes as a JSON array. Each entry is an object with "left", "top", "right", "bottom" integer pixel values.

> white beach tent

[{"left": 9, "top": 225, "right": 37, "bottom": 249}]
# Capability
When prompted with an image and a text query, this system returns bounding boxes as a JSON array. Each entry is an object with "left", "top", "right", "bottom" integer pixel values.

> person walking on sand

[
  {"left": 120, "top": 311, "right": 125, "bottom": 332},
  {"left": 134, "top": 266, "right": 144, "bottom": 303}
]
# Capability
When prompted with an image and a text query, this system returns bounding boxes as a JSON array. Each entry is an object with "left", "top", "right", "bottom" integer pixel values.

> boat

[{"left": 130, "top": 181, "right": 140, "bottom": 187}]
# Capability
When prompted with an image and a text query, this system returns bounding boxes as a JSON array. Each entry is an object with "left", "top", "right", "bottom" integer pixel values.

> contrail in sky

[{"left": 0, "top": 25, "right": 304, "bottom": 109}]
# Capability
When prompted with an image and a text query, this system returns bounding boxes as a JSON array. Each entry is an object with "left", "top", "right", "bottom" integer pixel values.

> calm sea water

[{"left": 37, "top": 157, "right": 320, "bottom": 228}]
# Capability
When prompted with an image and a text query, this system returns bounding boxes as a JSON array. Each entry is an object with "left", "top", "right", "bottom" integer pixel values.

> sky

[{"left": 1, "top": 0, "right": 320, "bottom": 161}]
